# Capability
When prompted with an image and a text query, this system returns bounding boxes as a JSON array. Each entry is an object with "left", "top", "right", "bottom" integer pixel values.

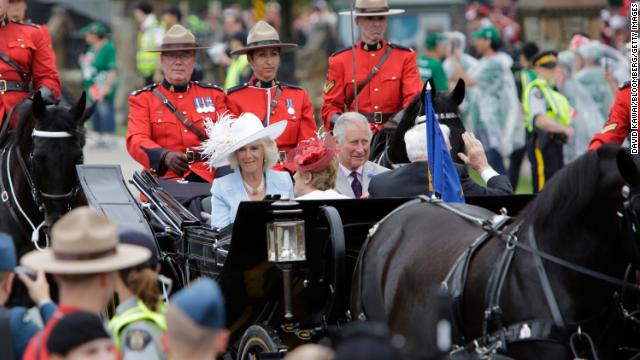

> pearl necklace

[{"left": 244, "top": 175, "right": 265, "bottom": 196}]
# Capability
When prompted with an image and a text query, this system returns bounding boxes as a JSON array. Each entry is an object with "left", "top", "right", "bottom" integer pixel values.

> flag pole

[
  {"left": 425, "top": 82, "right": 434, "bottom": 195},
  {"left": 349, "top": 0, "right": 359, "bottom": 112}
]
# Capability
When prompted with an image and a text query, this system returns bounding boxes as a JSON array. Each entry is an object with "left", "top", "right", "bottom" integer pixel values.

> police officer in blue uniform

[{"left": 0, "top": 233, "right": 56, "bottom": 360}]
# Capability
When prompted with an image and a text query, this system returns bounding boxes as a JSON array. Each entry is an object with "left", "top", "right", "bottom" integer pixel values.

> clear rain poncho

[
  {"left": 463, "top": 52, "right": 522, "bottom": 156},
  {"left": 557, "top": 51, "right": 605, "bottom": 163}
]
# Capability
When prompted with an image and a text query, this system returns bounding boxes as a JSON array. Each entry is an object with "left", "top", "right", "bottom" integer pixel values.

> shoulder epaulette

[
  {"left": 330, "top": 46, "right": 353, "bottom": 57},
  {"left": 193, "top": 81, "right": 223, "bottom": 92},
  {"left": 226, "top": 82, "right": 249, "bottom": 95},
  {"left": 130, "top": 83, "right": 158, "bottom": 96},
  {"left": 388, "top": 42, "right": 414, "bottom": 52},
  {"left": 620, "top": 81, "right": 631, "bottom": 89},
  {"left": 280, "top": 82, "right": 302, "bottom": 90},
  {"left": 11, "top": 20, "right": 40, "bottom": 29}
]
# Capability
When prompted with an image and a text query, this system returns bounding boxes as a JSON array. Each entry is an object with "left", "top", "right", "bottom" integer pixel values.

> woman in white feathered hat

[{"left": 201, "top": 113, "right": 294, "bottom": 229}]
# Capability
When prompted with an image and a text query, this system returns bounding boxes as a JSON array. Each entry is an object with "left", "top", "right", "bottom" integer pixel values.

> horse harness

[
  {"left": 430, "top": 196, "right": 640, "bottom": 359},
  {"left": 357, "top": 195, "right": 640, "bottom": 359},
  {"left": 0, "top": 128, "right": 81, "bottom": 250}
]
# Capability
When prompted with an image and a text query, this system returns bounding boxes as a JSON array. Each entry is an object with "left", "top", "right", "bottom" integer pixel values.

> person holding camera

[{"left": 522, "top": 50, "right": 574, "bottom": 193}]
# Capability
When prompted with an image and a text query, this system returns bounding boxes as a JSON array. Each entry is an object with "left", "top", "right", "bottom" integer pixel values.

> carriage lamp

[
  {"left": 267, "top": 200, "right": 306, "bottom": 321},
  {"left": 266, "top": 200, "right": 306, "bottom": 263}
]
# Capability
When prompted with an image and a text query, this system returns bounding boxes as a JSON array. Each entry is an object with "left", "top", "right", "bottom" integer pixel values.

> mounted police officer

[
  {"left": 0, "top": 0, "right": 60, "bottom": 127},
  {"left": 126, "top": 25, "right": 227, "bottom": 183},
  {"left": 225, "top": 21, "right": 318, "bottom": 156},
  {"left": 320, "top": 0, "right": 422, "bottom": 133},
  {"left": 522, "top": 51, "right": 574, "bottom": 192},
  {"left": 589, "top": 81, "right": 631, "bottom": 150}
]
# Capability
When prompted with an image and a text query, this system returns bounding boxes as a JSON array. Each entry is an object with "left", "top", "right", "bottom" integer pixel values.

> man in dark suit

[{"left": 369, "top": 126, "right": 512, "bottom": 198}]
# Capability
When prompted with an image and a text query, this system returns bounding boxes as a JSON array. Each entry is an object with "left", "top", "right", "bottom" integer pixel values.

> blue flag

[{"left": 425, "top": 85, "right": 465, "bottom": 203}]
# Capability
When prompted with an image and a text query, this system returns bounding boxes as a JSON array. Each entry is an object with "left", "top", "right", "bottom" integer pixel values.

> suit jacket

[
  {"left": 211, "top": 169, "right": 294, "bottom": 228},
  {"left": 335, "top": 161, "right": 389, "bottom": 198},
  {"left": 368, "top": 161, "right": 513, "bottom": 198}
]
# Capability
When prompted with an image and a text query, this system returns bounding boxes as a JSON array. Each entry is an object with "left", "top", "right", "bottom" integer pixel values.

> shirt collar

[
  {"left": 340, "top": 163, "right": 363, "bottom": 179},
  {"left": 162, "top": 79, "right": 190, "bottom": 93},
  {"left": 251, "top": 77, "right": 279, "bottom": 88},
  {"left": 360, "top": 40, "right": 383, "bottom": 52}
]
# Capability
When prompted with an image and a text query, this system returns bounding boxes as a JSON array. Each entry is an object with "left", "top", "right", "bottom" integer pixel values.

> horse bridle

[{"left": 8, "top": 128, "right": 82, "bottom": 250}]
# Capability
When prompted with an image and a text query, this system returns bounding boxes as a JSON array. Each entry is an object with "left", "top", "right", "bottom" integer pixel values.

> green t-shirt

[
  {"left": 417, "top": 55, "right": 448, "bottom": 91},
  {"left": 82, "top": 40, "right": 118, "bottom": 102}
]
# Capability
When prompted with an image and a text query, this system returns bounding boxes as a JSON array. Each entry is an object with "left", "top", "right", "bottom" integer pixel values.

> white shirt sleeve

[{"left": 480, "top": 168, "right": 500, "bottom": 184}]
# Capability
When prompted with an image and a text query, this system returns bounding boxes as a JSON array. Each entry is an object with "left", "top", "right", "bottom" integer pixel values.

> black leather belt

[
  {"left": 361, "top": 111, "right": 395, "bottom": 125},
  {"left": 0, "top": 80, "right": 29, "bottom": 93},
  {"left": 185, "top": 149, "right": 206, "bottom": 164}
]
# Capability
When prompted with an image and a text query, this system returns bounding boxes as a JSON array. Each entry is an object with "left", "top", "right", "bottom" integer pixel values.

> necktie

[{"left": 351, "top": 171, "right": 362, "bottom": 198}]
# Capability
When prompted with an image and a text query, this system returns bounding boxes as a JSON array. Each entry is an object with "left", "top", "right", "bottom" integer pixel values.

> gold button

[
  {"left": 182, "top": 111, "right": 187, "bottom": 115},
  {"left": 371, "top": 53, "right": 375, "bottom": 57},
  {"left": 392, "top": 76, "right": 397, "bottom": 80},
  {"left": 178, "top": 95, "right": 183, "bottom": 99},
  {"left": 292, "top": 116, "right": 297, "bottom": 120},
  {"left": 157, "top": 119, "right": 162, "bottom": 122},
  {"left": 374, "top": 88, "right": 379, "bottom": 92},
  {"left": 20, "top": 44, "right": 25, "bottom": 48},
  {"left": 183, "top": 129, "right": 188, "bottom": 133},
  {"left": 374, "top": 105, "right": 379, "bottom": 110}
]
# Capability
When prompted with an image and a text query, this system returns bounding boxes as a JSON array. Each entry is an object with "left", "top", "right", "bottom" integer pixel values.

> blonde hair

[
  {"left": 119, "top": 267, "right": 160, "bottom": 311},
  {"left": 227, "top": 137, "right": 279, "bottom": 171},
  {"left": 306, "top": 157, "right": 338, "bottom": 191}
]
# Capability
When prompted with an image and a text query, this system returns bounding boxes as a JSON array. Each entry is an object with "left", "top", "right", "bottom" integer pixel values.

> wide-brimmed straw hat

[
  {"left": 231, "top": 21, "right": 297, "bottom": 55},
  {"left": 338, "top": 0, "right": 404, "bottom": 16},
  {"left": 147, "top": 24, "right": 210, "bottom": 52},
  {"left": 21, "top": 207, "right": 151, "bottom": 274},
  {"left": 200, "top": 112, "right": 287, "bottom": 168}
]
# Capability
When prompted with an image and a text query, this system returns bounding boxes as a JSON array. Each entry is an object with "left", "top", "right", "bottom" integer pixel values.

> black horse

[
  {"left": 353, "top": 144, "right": 640, "bottom": 359},
  {"left": 376, "top": 79, "right": 467, "bottom": 167},
  {"left": 0, "top": 91, "right": 89, "bottom": 256}
]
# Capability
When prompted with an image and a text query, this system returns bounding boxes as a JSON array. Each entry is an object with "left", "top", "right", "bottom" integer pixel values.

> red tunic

[
  {"left": 320, "top": 40, "right": 423, "bottom": 132},
  {"left": 589, "top": 83, "right": 631, "bottom": 150},
  {"left": 225, "top": 78, "right": 317, "bottom": 153},
  {"left": 126, "top": 81, "right": 227, "bottom": 182},
  {"left": 0, "top": 19, "right": 61, "bottom": 126}
]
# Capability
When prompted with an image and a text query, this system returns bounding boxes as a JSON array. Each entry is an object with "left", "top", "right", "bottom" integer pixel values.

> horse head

[
  {"left": 386, "top": 79, "right": 467, "bottom": 164},
  {"left": 16, "top": 91, "right": 89, "bottom": 227}
]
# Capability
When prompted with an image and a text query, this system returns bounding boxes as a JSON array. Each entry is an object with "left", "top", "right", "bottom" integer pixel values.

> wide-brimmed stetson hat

[
  {"left": 200, "top": 112, "right": 287, "bottom": 168},
  {"left": 339, "top": 0, "right": 404, "bottom": 16},
  {"left": 21, "top": 207, "right": 151, "bottom": 274},
  {"left": 231, "top": 21, "right": 297, "bottom": 55},
  {"left": 147, "top": 24, "right": 210, "bottom": 52}
]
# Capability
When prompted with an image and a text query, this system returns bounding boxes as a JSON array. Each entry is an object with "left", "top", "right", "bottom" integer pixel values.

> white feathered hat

[{"left": 200, "top": 112, "right": 287, "bottom": 168}]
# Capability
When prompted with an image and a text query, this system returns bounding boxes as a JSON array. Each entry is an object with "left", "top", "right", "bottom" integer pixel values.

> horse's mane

[{"left": 520, "top": 149, "right": 602, "bottom": 227}]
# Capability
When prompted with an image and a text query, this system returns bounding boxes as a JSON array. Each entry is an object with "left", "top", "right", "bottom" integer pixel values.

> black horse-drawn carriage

[{"left": 76, "top": 164, "right": 535, "bottom": 359}]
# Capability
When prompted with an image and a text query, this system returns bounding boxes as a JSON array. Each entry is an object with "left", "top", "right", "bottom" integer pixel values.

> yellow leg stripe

[{"left": 535, "top": 147, "right": 545, "bottom": 190}]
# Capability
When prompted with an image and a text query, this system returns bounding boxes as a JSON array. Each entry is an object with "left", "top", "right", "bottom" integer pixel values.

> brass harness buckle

[{"left": 373, "top": 112, "right": 383, "bottom": 125}]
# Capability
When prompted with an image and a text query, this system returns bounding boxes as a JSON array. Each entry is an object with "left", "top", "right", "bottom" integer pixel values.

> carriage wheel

[{"left": 237, "top": 325, "right": 286, "bottom": 360}]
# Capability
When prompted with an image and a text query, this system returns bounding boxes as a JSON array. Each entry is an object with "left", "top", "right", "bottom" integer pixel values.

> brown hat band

[
  {"left": 356, "top": 6, "right": 390, "bottom": 13},
  {"left": 54, "top": 248, "right": 117, "bottom": 261},
  {"left": 247, "top": 39, "right": 286, "bottom": 48},
  {"left": 161, "top": 43, "right": 199, "bottom": 50}
]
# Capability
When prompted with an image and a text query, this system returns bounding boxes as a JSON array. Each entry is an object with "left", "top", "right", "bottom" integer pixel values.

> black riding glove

[
  {"left": 163, "top": 151, "right": 189, "bottom": 175},
  {"left": 37, "top": 87, "right": 57, "bottom": 105}
]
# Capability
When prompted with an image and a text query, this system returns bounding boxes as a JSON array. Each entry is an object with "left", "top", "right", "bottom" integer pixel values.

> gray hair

[
  {"left": 333, "top": 112, "right": 372, "bottom": 142},
  {"left": 227, "top": 137, "right": 279, "bottom": 171},
  {"left": 404, "top": 123, "right": 450, "bottom": 163}
]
